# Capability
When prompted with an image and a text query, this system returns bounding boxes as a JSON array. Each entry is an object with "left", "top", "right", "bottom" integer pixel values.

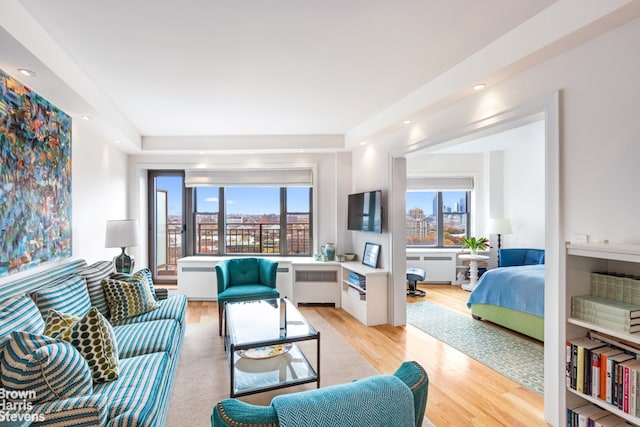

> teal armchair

[
  {"left": 216, "top": 258, "right": 279, "bottom": 335},
  {"left": 211, "top": 361, "right": 429, "bottom": 427}
]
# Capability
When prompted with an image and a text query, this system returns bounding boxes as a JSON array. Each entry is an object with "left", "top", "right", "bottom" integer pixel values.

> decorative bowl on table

[{"left": 344, "top": 253, "right": 357, "bottom": 261}]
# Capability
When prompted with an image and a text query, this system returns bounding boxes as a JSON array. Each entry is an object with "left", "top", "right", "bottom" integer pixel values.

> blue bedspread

[{"left": 466, "top": 264, "right": 544, "bottom": 317}]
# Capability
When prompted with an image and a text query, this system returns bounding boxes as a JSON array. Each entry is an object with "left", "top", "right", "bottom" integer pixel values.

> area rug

[
  {"left": 406, "top": 301, "right": 544, "bottom": 395},
  {"left": 166, "top": 310, "right": 435, "bottom": 426}
]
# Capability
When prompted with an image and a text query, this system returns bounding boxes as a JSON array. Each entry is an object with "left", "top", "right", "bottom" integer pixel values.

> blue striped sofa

[{"left": 0, "top": 259, "right": 188, "bottom": 426}]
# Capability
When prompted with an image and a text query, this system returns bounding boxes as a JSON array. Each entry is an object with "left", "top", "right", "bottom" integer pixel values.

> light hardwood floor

[{"left": 186, "top": 284, "right": 548, "bottom": 426}]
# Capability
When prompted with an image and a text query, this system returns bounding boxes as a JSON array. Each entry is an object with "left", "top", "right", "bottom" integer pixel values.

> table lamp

[
  {"left": 105, "top": 219, "right": 141, "bottom": 273},
  {"left": 489, "top": 218, "right": 512, "bottom": 266}
]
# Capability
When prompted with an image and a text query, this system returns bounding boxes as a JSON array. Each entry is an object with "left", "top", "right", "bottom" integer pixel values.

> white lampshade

[
  {"left": 489, "top": 218, "right": 512, "bottom": 235},
  {"left": 105, "top": 219, "right": 141, "bottom": 248}
]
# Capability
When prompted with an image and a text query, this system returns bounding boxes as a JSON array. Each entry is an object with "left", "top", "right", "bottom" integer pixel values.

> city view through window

[
  {"left": 406, "top": 191, "right": 469, "bottom": 247},
  {"left": 155, "top": 176, "right": 311, "bottom": 278}
]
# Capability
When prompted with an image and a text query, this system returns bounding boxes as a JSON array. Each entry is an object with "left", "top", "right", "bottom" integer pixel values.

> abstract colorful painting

[{"left": 0, "top": 68, "right": 72, "bottom": 277}]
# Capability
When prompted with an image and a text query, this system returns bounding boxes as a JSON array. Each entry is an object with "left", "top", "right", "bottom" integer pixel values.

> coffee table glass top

[
  {"left": 224, "top": 298, "right": 320, "bottom": 397},
  {"left": 226, "top": 298, "right": 317, "bottom": 347}
]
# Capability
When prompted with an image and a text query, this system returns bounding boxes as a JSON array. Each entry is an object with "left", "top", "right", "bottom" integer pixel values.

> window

[{"left": 406, "top": 190, "right": 470, "bottom": 247}]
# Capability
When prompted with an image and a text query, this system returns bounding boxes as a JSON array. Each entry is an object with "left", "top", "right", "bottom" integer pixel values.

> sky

[
  {"left": 156, "top": 176, "right": 309, "bottom": 216},
  {"left": 406, "top": 191, "right": 466, "bottom": 215}
]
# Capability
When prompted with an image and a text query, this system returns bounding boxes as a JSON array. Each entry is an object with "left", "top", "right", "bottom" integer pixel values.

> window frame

[
  {"left": 406, "top": 190, "right": 471, "bottom": 248},
  {"left": 188, "top": 186, "right": 313, "bottom": 256}
]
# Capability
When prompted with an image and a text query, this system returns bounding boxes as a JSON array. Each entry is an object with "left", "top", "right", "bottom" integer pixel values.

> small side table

[{"left": 458, "top": 254, "right": 489, "bottom": 291}]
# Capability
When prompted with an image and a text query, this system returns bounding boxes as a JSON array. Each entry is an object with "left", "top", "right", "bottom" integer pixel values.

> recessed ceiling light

[
  {"left": 114, "top": 139, "right": 121, "bottom": 144},
  {"left": 473, "top": 83, "right": 486, "bottom": 90},
  {"left": 403, "top": 120, "right": 412, "bottom": 125},
  {"left": 199, "top": 151, "right": 205, "bottom": 154},
  {"left": 359, "top": 142, "right": 366, "bottom": 146},
  {"left": 18, "top": 68, "right": 36, "bottom": 77},
  {"left": 82, "top": 115, "right": 91, "bottom": 120},
  {"left": 299, "top": 150, "right": 305, "bottom": 153}
]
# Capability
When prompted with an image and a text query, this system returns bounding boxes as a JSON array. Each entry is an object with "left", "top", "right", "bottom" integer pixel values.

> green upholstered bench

[{"left": 211, "top": 360, "right": 429, "bottom": 427}]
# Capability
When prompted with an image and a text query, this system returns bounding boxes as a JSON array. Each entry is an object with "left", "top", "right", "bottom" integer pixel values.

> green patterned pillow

[
  {"left": 101, "top": 277, "right": 160, "bottom": 323},
  {"left": 131, "top": 268, "right": 157, "bottom": 301},
  {"left": 1, "top": 331, "right": 93, "bottom": 402},
  {"left": 52, "top": 308, "right": 120, "bottom": 383},
  {"left": 43, "top": 310, "right": 81, "bottom": 337}
]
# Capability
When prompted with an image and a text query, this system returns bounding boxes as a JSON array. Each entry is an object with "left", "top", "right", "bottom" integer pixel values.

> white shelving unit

[
  {"left": 340, "top": 261, "right": 387, "bottom": 326},
  {"left": 565, "top": 242, "right": 640, "bottom": 426}
]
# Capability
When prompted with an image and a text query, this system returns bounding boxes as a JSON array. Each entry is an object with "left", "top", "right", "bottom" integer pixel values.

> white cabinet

[
  {"left": 406, "top": 250, "right": 456, "bottom": 284},
  {"left": 177, "top": 257, "right": 218, "bottom": 300},
  {"left": 340, "top": 262, "right": 387, "bottom": 326},
  {"left": 564, "top": 243, "right": 640, "bottom": 426},
  {"left": 292, "top": 263, "right": 340, "bottom": 307}
]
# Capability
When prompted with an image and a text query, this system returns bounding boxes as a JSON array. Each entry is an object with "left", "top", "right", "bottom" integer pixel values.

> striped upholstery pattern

[
  {"left": 0, "top": 258, "right": 187, "bottom": 426},
  {"left": 0, "top": 331, "right": 93, "bottom": 403},
  {"left": 0, "top": 259, "right": 88, "bottom": 300},
  {"left": 78, "top": 260, "right": 115, "bottom": 318},
  {"left": 113, "top": 319, "right": 180, "bottom": 359},
  {"left": 31, "top": 273, "right": 92, "bottom": 319},
  {"left": 0, "top": 294, "right": 45, "bottom": 351},
  {"left": 22, "top": 394, "right": 105, "bottom": 426},
  {"left": 113, "top": 294, "right": 187, "bottom": 327},
  {"left": 93, "top": 352, "right": 171, "bottom": 427}
]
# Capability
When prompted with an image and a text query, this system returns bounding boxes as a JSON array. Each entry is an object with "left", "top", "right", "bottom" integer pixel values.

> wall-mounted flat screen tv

[{"left": 347, "top": 190, "right": 382, "bottom": 233}]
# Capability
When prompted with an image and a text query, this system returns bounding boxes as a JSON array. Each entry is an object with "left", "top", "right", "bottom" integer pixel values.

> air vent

[
  {"left": 295, "top": 270, "right": 338, "bottom": 282},
  {"left": 277, "top": 267, "right": 290, "bottom": 273}
]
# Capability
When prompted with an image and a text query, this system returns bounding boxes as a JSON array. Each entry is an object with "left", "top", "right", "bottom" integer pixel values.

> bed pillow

[
  {"left": 0, "top": 331, "right": 93, "bottom": 403},
  {"left": 101, "top": 277, "right": 159, "bottom": 323},
  {"left": 49, "top": 308, "right": 120, "bottom": 383},
  {"left": 31, "top": 274, "right": 92, "bottom": 320}
]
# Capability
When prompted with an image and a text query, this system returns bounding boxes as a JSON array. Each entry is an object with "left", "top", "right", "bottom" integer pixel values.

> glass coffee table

[{"left": 224, "top": 297, "right": 320, "bottom": 397}]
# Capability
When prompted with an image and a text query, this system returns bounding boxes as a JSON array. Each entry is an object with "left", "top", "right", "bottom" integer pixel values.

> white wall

[
  {"left": 127, "top": 152, "right": 342, "bottom": 269},
  {"left": 353, "top": 16, "right": 640, "bottom": 427},
  {"left": 72, "top": 121, "right": 129, "bottom": 264},
  {"left": 502, "top": 122, "right": 545, "bottom": 249}
]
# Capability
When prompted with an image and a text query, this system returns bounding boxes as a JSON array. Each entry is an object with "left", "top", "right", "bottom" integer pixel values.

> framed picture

[{"left": 362, "top": 242, "right": 381, "bottom": 268}]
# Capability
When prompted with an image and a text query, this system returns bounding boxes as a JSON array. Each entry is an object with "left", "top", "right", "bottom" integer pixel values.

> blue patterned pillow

[
  {"left": 31, "top": 274, "right": 92, "bottom": 320},
  {"left": 0, "top": 331, "right": 93, "bottom": 403}
]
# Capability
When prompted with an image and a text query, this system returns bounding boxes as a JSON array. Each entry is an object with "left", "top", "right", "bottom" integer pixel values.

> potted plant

[{"left": 462, "top": 236, "right": 489, "bottom": 256}]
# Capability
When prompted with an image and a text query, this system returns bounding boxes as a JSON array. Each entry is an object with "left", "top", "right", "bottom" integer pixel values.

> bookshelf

[
  {"left": 339, "top": 261, "right": 387, "bottom": 326},
  {"left": 566, "top": 242, "right": 640, "bottom": 426}
]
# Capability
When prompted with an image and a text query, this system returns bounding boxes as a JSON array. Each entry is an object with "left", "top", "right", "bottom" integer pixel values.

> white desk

[{"left": 458, "top": 254, "right": 489, "bottom": 291}]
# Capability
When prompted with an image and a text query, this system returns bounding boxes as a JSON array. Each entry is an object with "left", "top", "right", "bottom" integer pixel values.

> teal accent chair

[
  {"left": 211, "top": 360, "right": 429, "bottom": 427},
  {"left": 216, "top": 258, "right": 280, "bottom": 335}
]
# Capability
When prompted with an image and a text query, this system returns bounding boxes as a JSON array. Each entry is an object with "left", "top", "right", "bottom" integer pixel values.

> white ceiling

[
  {"left": 2, "top": 0, "right": 556, "bottom": 142},
  {"left": 2, "top": 1, "right": 638, "bottom": 154}
]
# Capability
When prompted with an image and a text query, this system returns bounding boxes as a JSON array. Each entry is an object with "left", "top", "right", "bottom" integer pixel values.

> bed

[{"left": 466, "top": 248, "right": 545, "bottom": 341}]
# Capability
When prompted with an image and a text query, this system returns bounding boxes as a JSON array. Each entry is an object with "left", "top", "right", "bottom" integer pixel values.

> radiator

[{"left": 406, "top": 252, "right": 456, "bottom": 284}]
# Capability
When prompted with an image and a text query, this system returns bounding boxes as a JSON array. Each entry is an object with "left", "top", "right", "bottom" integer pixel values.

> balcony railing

[{"left": 159, "top": 222, "right": 310, "bottom": 275}]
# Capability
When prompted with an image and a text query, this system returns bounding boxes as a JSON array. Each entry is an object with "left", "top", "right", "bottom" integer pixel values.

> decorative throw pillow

[
  {"left": 53, "top": 308, "right": 120, "bottom": 383},
  {"left": 131, "top": 268, "right": 157, "bottom": 301},
  {"left": 78, "top": 261, "right": 116, "bottom": 318},
  {"left": 0, "top": 331, "right": 93, "bottom": 403},
  {"left": 43, "top": 310, "right": 81, "bottom": 337},
  {"left": 31, "top": 274, "right": 92, "bottom": 320},
  {"left": 102, "top": 277, "right": 159, "bottom": 323}
]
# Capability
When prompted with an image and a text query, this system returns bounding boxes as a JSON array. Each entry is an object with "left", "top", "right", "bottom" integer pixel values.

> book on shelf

[
  {"left": 347, "top": 272, "right": 366, "bottom": 289},
  {"left": 566, "top": 337, "right": 607, "bottom": 394},
  {"left": 593, "top": 413, "right": 626, "bottom": 427},
  {"left": 569, "top": 403, "right": 610, "bottom": 427},
  {"left": 589, "top": 272, "right": 640, "bottom": 306},
  {"left": 595, "top": 347, "right": 626, "bottom": 400},
  {"left": 573, "top": 308, "right": 640, "bottom": 326},
  {"left": 608, "top": 353, "right": 634, "bottom": 406},
  {"left": 572, "top": 295, "right": 640, "bottom": 318}
]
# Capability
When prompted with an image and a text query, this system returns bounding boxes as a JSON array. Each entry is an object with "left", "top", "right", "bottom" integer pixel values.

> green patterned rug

[{"left": 406, "top": 301, "right": 544, "bottom": 395}]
